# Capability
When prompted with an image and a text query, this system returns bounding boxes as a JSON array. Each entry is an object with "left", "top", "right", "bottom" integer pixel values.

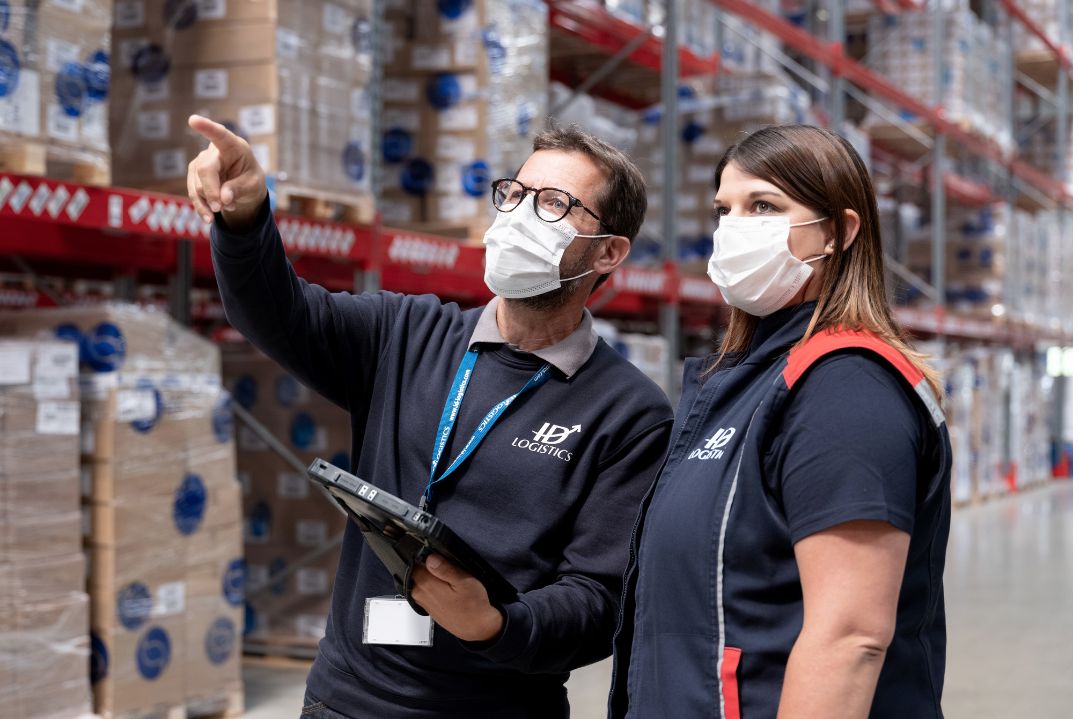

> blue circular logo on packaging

[
  {"left": 212, "top": 394, "right": 233, "bottom": 443},
  {"left": 56, "top": 62, "right": 87, "bottom": 117},
  {"left": 342, "top": 141, "right": 366, "bottom": 181},
  {"left": 330, "top": 451, "right": 350, "bottom": 471},
  {"left": 90, "top": 632, "right": 109, "bottom": 683},
  {"left": 233, "top": 375, "right": 257, "bottom": 410},
  {"left": 290, "top": 412, "right": 317, "bottom": 450},
  {"left": 0, "top": 39, "right": 18, "bottom": 98},
  {"left": 173, "top": 472, "right": 207, "bottom": 535},
  {"left": 205, "top": 617, "right": 236, "bottom": 665},
  {"left": 131, "top": 379, "right": 163, "bottom": 434},
  {"left": 274, "top": 375, "right": 300, "bottom": 408},
  {"left": 136, "top": 626, "right": 171, "bottom": 680},
  {"left": 53, "top": 323, "right": 85, "bottom": 364},
  {"left": 351, "top": 17, "right": 372, "bottom": 54},
  {"left": 164, "top": 0, "right": 198, "bottom": 29},
  {"left": 269, "top": 557, "right": 287, "bottom": 595},
  {"left": 248, "top": 500, "right": 272, "bottom": 540},
  {"left": 483, "top": 30, "right": 506, "bottom": 75},
  {"left": 85, "top": 322, "right": 126, "bottom": 372},
  {"left": 84, "top": 50, "right": 110, "bottom": 102},
  {"left": 426, "top": 73, "right": 461, "bottom": 110},
  {"left": 116, "top": 582, "right": 153, "bottom": 631},
  {"left": 682, "top": 119, "right": 705, "bottom": 145},
  {"left": 222, "top": 558, "right": 245, "bottom": 606},
  {"left": 400, "top": 158, "right": 434, "bottom": 197},
  {"left": 461, "top": 161, "right": 489, "bottom": 198},
  {"left": 436, "top": 0, "right": 471, "bottom": 19},
  {"left": 244, "top": 602, "right": 257, "bottom": 635},
  {"left": 0, "top": 1, "right": 9, "bottom": 33},
  {"left": 131, "top": 44, "right": 170, "bottom": 84},
  {"left": 382, "top": 127, "right": 413, "bottom": 164}
]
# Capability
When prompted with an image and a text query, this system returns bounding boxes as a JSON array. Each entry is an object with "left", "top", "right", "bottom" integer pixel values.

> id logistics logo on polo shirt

[
  {"left": 689, "top": 426, "right": 736, "bottom": 460},
  {"left": 511, "top": 422, "right": 580, "bottom": 462}
]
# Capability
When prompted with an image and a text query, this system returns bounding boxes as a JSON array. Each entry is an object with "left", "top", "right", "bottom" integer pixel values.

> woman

[{"left": 609, "top": 125, "right": 950, "bottom": 719}]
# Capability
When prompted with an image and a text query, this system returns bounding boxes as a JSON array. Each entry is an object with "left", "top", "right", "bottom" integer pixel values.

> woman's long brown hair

[{"left": 712, "top": 124, "right": 942, "bottom": 399}]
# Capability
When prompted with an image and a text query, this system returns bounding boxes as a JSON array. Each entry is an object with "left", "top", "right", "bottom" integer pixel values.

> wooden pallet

[
  {"left": 0, "top": 141, "right": 111, "bottom": 185},
  {"left": 244, "top": 633, "right": 321, "bottom": 661},
  {"left": 275, "top": 183, "right": 376, "bottom": 225},
  {"left": 384, "top": 217, "right": 491, "bottom": 244},
  {"left": 184, "top": 688, "right": 245, "bottom": 719}
]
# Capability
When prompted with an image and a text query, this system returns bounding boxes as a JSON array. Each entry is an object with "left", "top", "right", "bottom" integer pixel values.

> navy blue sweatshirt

[{"left": 211, "top": 201, "right": 674, "bottom": 718}]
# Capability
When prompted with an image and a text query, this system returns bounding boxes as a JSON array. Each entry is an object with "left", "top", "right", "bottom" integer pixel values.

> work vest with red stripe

[{"left": 610, "top": 302, "right": 951, "bottom": 719}]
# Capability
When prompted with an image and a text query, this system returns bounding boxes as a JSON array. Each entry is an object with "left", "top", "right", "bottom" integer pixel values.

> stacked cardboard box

[
  {"left": 379, "top": 0, "right": 547, "bottom": 237},
  {"left": 863, "top": 5, "right": 1012, "bottom": 153},
  {"left": 223, "top": 343, "right": 350, "bottom": 648},
  {"left": 0, "top": 306, "right": 243, "bottom": 719},
  {"left": 110, "top": 0, "right": 374, "bottom": 219},
  {"left": 0, "top": 0, "right": 111, "bottom": 183},
  {"left": 1014, "top": 0, "right": 1070, "bottom": 56},
  {"left": 0, "top": 339, "right": 92, "bottom": 719}
]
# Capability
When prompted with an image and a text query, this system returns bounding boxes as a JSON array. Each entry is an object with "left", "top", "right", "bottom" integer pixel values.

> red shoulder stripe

[{"left": 783, "top": 329, "right": 924, "bottom": 390}]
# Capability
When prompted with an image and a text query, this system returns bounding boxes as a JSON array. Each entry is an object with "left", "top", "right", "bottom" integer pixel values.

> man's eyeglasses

[{"left": 491, "top": 178, "right": 605, "bottom": 228}]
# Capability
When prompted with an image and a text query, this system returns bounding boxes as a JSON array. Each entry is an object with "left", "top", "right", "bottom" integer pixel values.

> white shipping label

[
  {"left": 246, "top": 564, "right": 268, "bottom": 590},
  {"left": 296, "top": 520, "right": 328, "bottom": 547},
  {"left": 251, "top": 143, "right": 271, "bottom": 173},
  {"left": 379, "top": 200, "right": 415, "bottom": 225},
  {"left": 277, "top": 29, "right": 301, "bottom": 61},
  {"left": 196, "top": 0, "right": 226, "bottom": 19},
  {"left": 437, "top": 196, "right": 478, "bottom": 222},
  {"left": 296, "top": 568, "right": 329, "bottom": 596},
  {"left": 323, "top": 3, "right": 350, "bottom": 34},
  {"left": 137, "top": 110, "right": 170, "bottom": 140},
  {"left": 0, "top": 69, "right": 41, "bottom": 137},
  {"left": 114, "top": 0, "right": 146, "bottom": 28},
  {"left": 46, "top": 39, "right": 80, "bottom": 74},
  {"left": 153, "top": 149, "right": 187, "bottom": 179},
  {"left": 80, "top": 103, "right": 107, "bottom": 146},
  {"left": 137, "top": 78, "right": 170, "bottom": 103},
  {"left": 382, "top": 79, "right": 420, "bottom": 104},
  {"left": 0, "top": 347, "right": 32, "bottom": 385},
  {"left": 677, "top": 194, "right": 699, "bottom": 212},
  {"left": 36, "top": 401, "right": 80, "bottom": 435},
  {"left": 118, "top": 39, "right": 149, "bottom": 71},
  {"left": 46, "top": 104, "right": 79, "bottom": 143},
  {"left": 310, "top": 427, "right": 328, "bottom": 452},
  {"left": 382, "top": 108, "right": 420, "bottom": 133},
  {"left": 411, "top": 45, "right": 452, "bottom": 71},
  {"left": 435, "top": 163, "right": 460, "bottom": 194},
  {"left": 438, "top": 106, "right": 479, "bottom": 132},
  {"left": 116, "top": 389, "right": 158, "bottom": 422},
  {"left": 454, "top": 39, "right": 478, "bottom": 67},
  {"left": 33, "top": 377, "right": 72, "bottom": 399},
  {"left": 154, "top": 582, "right": 186, "bottom": 616},
  {"left": 277, "top": 472, "right": 309, "bottom": 499},
  {"left": 239, "top": 104, "right": 275, "bottom": 136},
  {"left": 48, "top": 0, "right": 84, "bottom": 12},
  {"left": 435, "top": 135, "right": 477, "bottom": 160},
  {"left": 238, "top": 425, "right": 269, "bottom": 451},
  {"left": 296, "top": 615, "right": 328, "bottom": 639},
  {"left": 194, "top": 69, "right": 229, "bottom": 99},
  {"left": 687, "top": 164, "right": 715, "bottom": 184}
]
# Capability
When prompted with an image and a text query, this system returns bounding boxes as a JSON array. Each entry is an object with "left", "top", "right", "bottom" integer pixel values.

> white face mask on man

[
  {"left": 482, "top": 201, "right": 611, "bottom": 299},
  {"left": 707, "top": 215, "right": 829, "bottom": 317}
]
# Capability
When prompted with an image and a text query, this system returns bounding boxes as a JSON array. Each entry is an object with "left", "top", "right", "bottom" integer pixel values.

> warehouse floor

[{"left": 242, "top": 481, "right": 1072, "bottom": 719}]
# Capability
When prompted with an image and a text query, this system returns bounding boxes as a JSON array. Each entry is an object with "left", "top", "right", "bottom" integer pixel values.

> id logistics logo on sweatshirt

[
  {"left": 688, "top": 426, "right": 736, "bottom": 460},
  {"left": 511, "top": 422, "right": 581, "bottom": 462}
]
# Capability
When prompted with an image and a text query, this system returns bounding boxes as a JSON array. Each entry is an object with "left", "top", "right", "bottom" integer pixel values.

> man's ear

[{"left": 592, "top": 235, "right": 632, "bottom": 275}]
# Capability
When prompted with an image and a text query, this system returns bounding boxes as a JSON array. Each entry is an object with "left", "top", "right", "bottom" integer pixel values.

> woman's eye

[{"left": 752, "top": 200, "right": 775, "bottom": 213}]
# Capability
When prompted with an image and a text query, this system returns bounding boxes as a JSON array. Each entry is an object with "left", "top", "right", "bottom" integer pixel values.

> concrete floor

[{"left": 242, "top": 482, "right": 1073, "bottom": 719}]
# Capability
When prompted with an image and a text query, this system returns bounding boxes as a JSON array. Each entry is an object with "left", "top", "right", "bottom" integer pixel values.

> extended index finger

[{"left": 188, "top": 114, "right": 243, "bottom": 154}]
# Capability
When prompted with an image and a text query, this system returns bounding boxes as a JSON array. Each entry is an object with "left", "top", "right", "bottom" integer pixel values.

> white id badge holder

[{"left": 363, "top": 596, "right": 434, "bottom": 647}]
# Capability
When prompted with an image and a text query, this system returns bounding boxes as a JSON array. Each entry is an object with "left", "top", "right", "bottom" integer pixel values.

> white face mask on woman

[
  {"left": 707, "top": 215, "right": 828, "bottom": 317},
  {"left": 483, "top": 202, "right": 610, "bottom": 299}
]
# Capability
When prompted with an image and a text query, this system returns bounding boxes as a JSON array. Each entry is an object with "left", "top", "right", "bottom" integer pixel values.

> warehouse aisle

[{"left": 243, "top": 481, "right": 1073, "bottom": 718}]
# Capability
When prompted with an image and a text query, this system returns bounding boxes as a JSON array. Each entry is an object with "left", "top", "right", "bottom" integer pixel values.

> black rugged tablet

[{"left": 306, "top": 459, "right": 519, "bottom": 610}]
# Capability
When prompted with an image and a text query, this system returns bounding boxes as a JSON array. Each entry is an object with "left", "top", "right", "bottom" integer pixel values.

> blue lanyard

[{"left": 423, "top": 349, "right": 551, "bottom": 508}]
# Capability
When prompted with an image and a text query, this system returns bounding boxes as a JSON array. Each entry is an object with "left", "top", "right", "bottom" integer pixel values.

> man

[{"left": 187, "top": 115, "right": 673, "bottom": 719}]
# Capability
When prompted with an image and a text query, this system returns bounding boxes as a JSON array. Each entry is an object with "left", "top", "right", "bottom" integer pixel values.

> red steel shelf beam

[
  {"left": 547, "top": 1, "right": 719, "bottom": 78},
  {"left": 999, "top": 0, "right": 1072, "bottom": 71},
  {"left": 712, "top": 0, "right": 1071, "bottom": 205}
]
